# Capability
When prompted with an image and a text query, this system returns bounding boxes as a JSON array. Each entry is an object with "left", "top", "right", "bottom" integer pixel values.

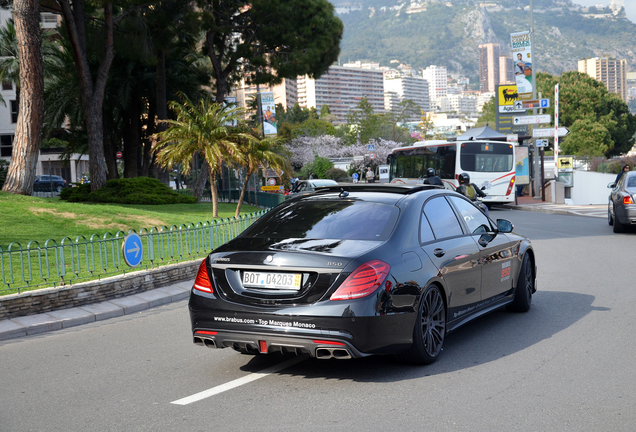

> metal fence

[{"left": 0, "top": 210, "right": 267, "bottom": 296}]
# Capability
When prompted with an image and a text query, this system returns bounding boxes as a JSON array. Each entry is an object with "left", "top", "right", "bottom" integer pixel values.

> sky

[{"left": 572, "top": 1, "right": 636, "bottom": 24}]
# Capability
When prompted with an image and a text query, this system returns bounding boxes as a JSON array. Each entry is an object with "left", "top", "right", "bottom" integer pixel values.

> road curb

[{"left": 0, "top": 281, "right": 192, "bottom": 342}]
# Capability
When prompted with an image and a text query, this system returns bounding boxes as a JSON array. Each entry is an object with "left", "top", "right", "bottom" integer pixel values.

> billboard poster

[
  {"left": 510, "top": 31, "right": 533, "bottom": 100},
  {"left": 515, "top": 146, "right": 529, "bottom": 185},
  {"left": 259, "top": 92, "right": 277, "bottom": 136}
]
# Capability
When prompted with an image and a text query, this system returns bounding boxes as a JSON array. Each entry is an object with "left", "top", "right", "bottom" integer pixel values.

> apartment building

[
  {"left": 578, "top": 57, "right": 628, "bottom": 102},
  {"left": 297, "top": 65, "right": 385, "bottom": 124},
  {"left": 478, "top": 43, "right": 501, "bottom": 92},
  {"left": 499, "top": 56, "right": 514, "bottom": 84},
  {"left": 383, "top": 70, "right": 430, "bottom": 119},
  {"left": 422, "top": 65, "right": 447, "bottom": 101},
  {"left": 437, "top": 94, "right": 478, "bottom": 114}
]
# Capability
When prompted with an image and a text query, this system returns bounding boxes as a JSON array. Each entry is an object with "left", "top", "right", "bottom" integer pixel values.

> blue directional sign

[{"left": 122, "top": 233, "right": 143, "bottom": 267}]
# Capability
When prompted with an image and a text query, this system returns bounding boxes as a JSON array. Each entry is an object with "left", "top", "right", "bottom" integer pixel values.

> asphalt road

[{"left": 1, "top": 209, "right": 635, "bottom": 432}]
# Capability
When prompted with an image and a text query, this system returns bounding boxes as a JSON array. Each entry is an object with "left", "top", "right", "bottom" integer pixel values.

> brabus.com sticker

[{"left": 213, "top": 316, "right": 316, "bottom": 329}]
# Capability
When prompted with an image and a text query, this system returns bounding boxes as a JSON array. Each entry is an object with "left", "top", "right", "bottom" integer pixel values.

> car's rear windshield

[{"left": 242, "top": 200, "right": 399, "bottom": 241}]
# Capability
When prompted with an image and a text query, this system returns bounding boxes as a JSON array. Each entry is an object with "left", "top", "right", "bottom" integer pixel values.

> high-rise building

[
  {"left": 499, "top": 56, "right": 514, "bottom": 84},
  {"left": 478, "top": 43, "right": 501, "bottom": 92},
  {"left": 384, "top": 70, "right": 430, "bottom": 120},
  {"left": 578, "top": 57, "right": 628, "bottom": 102},
  {"left": 422, "top": 65, "right": 447, "bottom": 101},
  {"left": 297, "top": 65, "right": 385, "bottom": 124}
]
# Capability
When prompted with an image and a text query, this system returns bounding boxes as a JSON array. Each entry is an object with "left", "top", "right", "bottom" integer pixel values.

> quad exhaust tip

[
  {"left": 315, "top": 347, "right": 352, "bottom": 360},
  {"left": 193, "top": 336, "right": 217, "bottom": 348}
]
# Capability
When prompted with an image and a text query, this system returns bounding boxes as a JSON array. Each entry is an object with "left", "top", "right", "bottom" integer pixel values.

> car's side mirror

[
  {"left": 497, "top": 219, "right": 514, "bottom": 233},
  {"left": 607, "top": 182, "right": 615, "bottom": 189}
]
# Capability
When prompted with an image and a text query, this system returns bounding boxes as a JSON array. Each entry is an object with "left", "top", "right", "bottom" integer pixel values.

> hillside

[{"left": 335, "top": 0, "right": 636, "bottom": 81}]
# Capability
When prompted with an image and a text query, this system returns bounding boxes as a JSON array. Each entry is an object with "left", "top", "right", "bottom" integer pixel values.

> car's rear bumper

[
  {"left": 617, "top": 205, "right": 636, "bottom": 225},
  {"left": 189, "top": 291, "right": 416, "bottom": 358}
]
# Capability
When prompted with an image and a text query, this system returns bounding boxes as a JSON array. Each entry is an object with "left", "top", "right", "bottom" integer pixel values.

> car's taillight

[
  {"left": 623, "top": 196, "right": 634, "bottom": 205},
  {"left": 330, "top": 260, "right": 390, "bottom": 301},
  {"left": 193, "top": 259, "right": 213, "bottom": 293}
]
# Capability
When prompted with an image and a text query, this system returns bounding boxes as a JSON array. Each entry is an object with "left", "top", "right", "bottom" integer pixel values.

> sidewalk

[
  {"left": 0, "top": 279, "right": 194, "bottom": 341},
  {"left": 506, "top": 194, "right": 607, "bottom": 219}
]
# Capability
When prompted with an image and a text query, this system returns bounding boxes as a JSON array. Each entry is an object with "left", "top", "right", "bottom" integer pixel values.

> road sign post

[{"left": 122, "top": 233, "right": 143, "bottom": 267}]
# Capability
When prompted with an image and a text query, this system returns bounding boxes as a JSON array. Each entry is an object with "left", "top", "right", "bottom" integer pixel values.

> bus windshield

[
  {"left": 459, "top": 142, "right": 513, "bottom": 173},
  {"left": 390, "top": 144, "right": 457, "bottom": 180}
]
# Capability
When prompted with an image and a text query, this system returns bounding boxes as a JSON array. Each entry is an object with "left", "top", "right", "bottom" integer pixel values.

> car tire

[
  {"left": 56, "top": 185, "right": 63, "bottom": 193},
  {"left": 395, "top": 284, "right": 446, "bottom": 365},
  {"left": 608, "top": 202, "right": 614, "bottom": 226},
  {"left": 508, "top": 254, "right": 533, "bottom": 313},
  {"left": 613, "top": 205, "right": 625, "bottom": 233}
]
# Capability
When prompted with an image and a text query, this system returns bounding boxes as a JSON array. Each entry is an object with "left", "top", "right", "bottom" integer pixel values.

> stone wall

[{"left": 0, "top": 260, "right": 199, "bottom": 320}]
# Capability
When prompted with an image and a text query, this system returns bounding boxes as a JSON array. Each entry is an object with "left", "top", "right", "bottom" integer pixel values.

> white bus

[{"left": 387, "top": 139, "right": 516, "bottom": 205}]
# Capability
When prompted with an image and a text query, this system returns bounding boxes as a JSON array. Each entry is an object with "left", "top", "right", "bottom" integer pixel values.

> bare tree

[{"left": 2, "top": 0, "right": 44, "bottom": 195}]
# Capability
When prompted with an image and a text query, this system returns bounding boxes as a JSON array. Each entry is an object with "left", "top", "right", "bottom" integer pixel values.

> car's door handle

[{"left": 433, "top": 248, "right": 445, "bottom": 257}]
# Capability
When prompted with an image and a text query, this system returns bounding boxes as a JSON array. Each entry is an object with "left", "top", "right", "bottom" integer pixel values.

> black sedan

[
  {"left": 608, "top": 171, "right": 636, "bottom": 233},
  {"left": 189, "top": 184, "right": 536, "bottom": 365}
]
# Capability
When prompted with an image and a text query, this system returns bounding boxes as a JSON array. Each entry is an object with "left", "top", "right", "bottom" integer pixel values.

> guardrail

[{"left": 0, "top": 210, "right": 266, "bottom": 296}]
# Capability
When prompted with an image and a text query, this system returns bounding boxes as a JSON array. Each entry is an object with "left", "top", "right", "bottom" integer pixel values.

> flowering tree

[{"left": 287, "top": 136, "right": 401, "bottom": 177}]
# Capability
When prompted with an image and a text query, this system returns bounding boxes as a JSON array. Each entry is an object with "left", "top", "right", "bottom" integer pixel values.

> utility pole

[{"left": 530, "top": 0, "right": 542, "bottom": 201}]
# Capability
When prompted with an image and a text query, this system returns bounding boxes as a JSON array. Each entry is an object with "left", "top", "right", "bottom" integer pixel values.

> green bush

[
  {"left": 60, "top": 177, "right": 198, "bottom": 204},
  {"left": 324, "top": 167, "right": 348, "bottom": 182}
]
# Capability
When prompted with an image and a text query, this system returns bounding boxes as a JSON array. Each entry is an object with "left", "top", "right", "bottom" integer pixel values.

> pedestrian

[
  {"left": 309, "top": 172, "right": 315, "bottom": 180},
  {"left": 366, "top": 167, "right": 375, "bottom": 183},
  {"left": 614, "top": 164, "right": 630, "bottom": 185}
]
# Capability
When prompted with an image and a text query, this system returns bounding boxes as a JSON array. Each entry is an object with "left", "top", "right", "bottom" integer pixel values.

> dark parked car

[
  {"left": 189, "top": 184, "right": 536, "bottom": 364},
  {"left": 33, "top": 175, "right": 67, "bottom": 192},
  {"left": 608, "top": 172, "right": 636, "bottom": 233}
]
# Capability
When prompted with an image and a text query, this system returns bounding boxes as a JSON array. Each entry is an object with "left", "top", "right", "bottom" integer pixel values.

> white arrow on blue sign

[{"left": 122, "top": 233, "right": 143, "bottom": 267}]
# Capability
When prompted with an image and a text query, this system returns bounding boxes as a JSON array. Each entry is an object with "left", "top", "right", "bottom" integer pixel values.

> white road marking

[{"left": 171, "top": 356, "right": 305, "bottom": 405}]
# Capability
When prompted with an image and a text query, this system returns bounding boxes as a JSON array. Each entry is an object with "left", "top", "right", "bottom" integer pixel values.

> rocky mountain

[{"left": 334, "top": 0, "right": 636, "bottom": 81}]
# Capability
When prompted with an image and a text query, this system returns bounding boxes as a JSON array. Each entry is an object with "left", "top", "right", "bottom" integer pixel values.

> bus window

[{"left": 460, "top": 142, "right": 513, "bottom": 173}]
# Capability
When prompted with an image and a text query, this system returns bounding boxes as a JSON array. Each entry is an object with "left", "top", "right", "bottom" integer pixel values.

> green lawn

[
  {"left": 0, "top": 192, "right": 262, "bottom": 294},
  {"left": 0, "top": 191, "right": 260, "bottom": 248}
]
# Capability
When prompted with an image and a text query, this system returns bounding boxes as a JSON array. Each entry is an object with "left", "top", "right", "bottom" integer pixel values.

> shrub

[
  {"left": 60, "top": 177, "right": 198, "bottom": 204},
  {"left": 324, "top": 167, "right": 348, "bottom": 182}
]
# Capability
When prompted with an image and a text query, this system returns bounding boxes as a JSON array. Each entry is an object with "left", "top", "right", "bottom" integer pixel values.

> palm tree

[
  {"left": 233, "top": 128, "right": 291, "bottom": 217},
  {"left": 153, "top": 94, "right": 254, "bottom": 217}
]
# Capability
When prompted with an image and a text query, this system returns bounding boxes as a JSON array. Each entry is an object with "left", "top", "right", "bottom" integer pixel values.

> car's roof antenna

[{"left": 339, "top": 188, "right": 349, "bottom": 198}]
